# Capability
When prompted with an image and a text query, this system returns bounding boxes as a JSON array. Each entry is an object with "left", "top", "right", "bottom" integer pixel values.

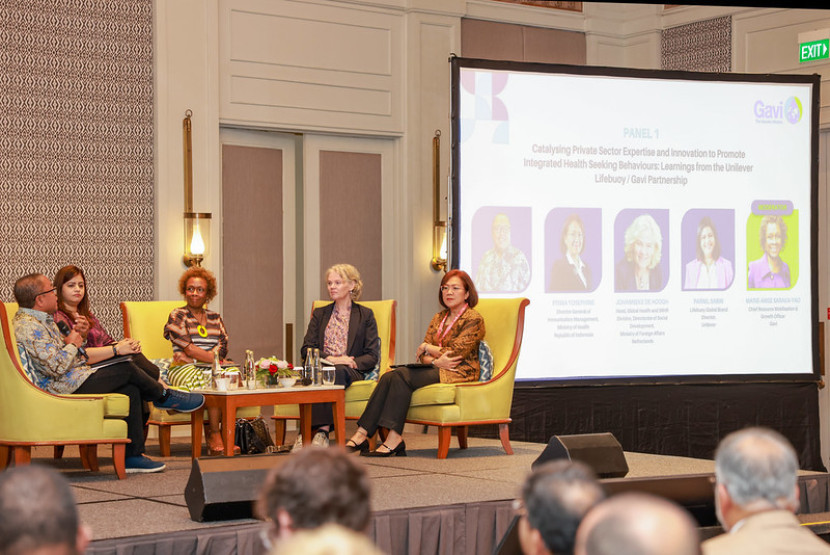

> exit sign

[{"left": 800, "top": 39, "right": 829, "bottom": 63}]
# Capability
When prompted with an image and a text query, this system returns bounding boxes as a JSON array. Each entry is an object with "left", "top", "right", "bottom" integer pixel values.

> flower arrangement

[{"left": 256, "top": 357, "right": 295, "bottom": 386}]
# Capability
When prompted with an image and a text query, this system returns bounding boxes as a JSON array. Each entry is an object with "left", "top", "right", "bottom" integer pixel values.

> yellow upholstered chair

[
  {"left": 405, "top": 297, "right": 529, "bottom": 459},
  {"left": 120, "top": 301, "right": 259, "bottom": 456},
  {"left": 272, "top": 299, "right": 397, "bottom": 445},
  {"left": 0, "top": 302, "right": 130, "bottom": 479}
]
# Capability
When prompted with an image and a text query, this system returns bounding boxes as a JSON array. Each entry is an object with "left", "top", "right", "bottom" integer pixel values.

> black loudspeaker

[
  {"left": 184, "top": 454, "right": 288, "bottom": 522},
  {"left": 532, "top": 432, "right": 629, "bottom": 478}
]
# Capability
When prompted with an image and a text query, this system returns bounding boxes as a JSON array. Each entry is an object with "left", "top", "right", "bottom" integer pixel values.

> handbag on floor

[{"left": 234, "top": 416, "right": 276, "bottom": 454}]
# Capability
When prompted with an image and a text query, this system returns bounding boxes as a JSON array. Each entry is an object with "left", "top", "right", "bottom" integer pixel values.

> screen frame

[{"left": 449, "top": 56, "right": 821, "bottom": 386}]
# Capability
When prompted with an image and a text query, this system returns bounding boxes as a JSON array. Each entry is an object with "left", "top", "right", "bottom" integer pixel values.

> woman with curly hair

[
  {"left": 748, "top": 214, "right": 790, "bottom": 289},
  {"left": 164, "top": 266, "right": 230, "bottom": 454},
  {"left": 164, "top": 266, "right": 227, "bottom": 365}
]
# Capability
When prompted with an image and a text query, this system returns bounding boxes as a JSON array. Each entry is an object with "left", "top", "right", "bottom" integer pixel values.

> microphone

[{"left": 57, "top": 321, "right": 87, "bottom": 360}]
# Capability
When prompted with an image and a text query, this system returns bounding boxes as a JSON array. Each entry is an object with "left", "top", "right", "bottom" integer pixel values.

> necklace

[
  {"left": 636, "top": 274, "right": 648, "bottom": 290},
  {"left": 436, "top": 304, "right": 468, "bottom": 347},
  {"left": 192, "top": 309, "right": 208, "bottom": 338}
]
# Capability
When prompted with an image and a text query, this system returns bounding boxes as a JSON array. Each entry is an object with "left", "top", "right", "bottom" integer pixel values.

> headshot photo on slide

[
  {"left": 746, "top": 206, "right": 798, "bottom": 290},
  {"left": 681, "top": 209, "right": 735, "bottom": 291},
  {"left": 614, "top": 209, "right": 669, "bottom": 293},
  {"left": 472, "top": 206, "right": 532, "bottom": 293},
  {"left": 545, "top": 208, "right": 601, "bottom": 293}
]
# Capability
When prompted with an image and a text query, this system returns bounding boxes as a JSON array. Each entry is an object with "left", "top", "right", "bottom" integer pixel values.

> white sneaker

[
  {"left": 292, "top": 434, "right": 303, "bottom": 452},
  {"left": 312, "top": 430, "right": 330, "bottom": 448}
]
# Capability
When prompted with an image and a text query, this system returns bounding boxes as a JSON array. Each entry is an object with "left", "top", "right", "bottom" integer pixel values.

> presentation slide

[{"left": 453, "top": 59, "right": 818, "bottom": 382}]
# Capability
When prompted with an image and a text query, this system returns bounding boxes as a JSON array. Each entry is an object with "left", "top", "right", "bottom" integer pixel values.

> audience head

[
  {"left": 177, "top": 266, "right": 218, "bottom": 305},
  {"left": 257, "top": 447, "right": 371, "bottom": 547},
  {"left": 0, "top": 465, "right": 90, "bottom": 555},
  {"left": 54, "top": 265, "right": 91, "bottom": 318},
  {"left": 713, "top": 426, "right": 799, "bottom": 531},
  {"left": 574, "top": 493, "right": 699, "bottom": 555},
  {"left": 439, "top": 269, "right": 478, "bottom": 309},
  {"left": 13, "top": 273, "right": 58, "bottom": 314},
  {"left": 270, "top": 523, "right": 383, "bottom": 555},
  {"left": 518, "top": 460, "right": 605, "bottom": 555},
  {"left": 326, "top": 263, "right": 363, "bottom": 301}
]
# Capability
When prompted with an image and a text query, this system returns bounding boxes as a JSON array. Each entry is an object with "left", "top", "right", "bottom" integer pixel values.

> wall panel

[{"left": 220, "top": 0, "right": 404, "bottom": 135}]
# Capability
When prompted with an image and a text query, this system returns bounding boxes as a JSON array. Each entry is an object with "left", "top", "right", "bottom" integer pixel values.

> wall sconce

[
  {"left": 182, "top": 109, "right": 212, "bottom": 267},
  {"left": 431, "top": 130, "right": 448, "bottom": 272},
  {"left": 184, "top": 212, "right": 211, "bottom": 267}
]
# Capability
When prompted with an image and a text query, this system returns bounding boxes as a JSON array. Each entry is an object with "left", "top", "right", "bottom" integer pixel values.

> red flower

[{"left": 268, "top": 363, "right": 278, "bottom": 375}]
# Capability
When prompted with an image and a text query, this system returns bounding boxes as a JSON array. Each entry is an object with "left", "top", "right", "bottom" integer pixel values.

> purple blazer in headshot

[
  {"left": 748, "top": 253, "right": 791, "bottom": 289},
  {"left": 684, "top": 258, "right": 734, "bottom": 290}
]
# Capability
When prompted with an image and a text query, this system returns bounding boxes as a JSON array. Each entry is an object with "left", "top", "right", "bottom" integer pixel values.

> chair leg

[
  {"left": 12, "top": 446, "right": 31, "bottom": 466},
  {"left": 0, "top": 446, "right": 8, "bottom": 469},
  {"left": 53, "top": 445, "right": 65, "bottom": 459},
  {"left": 436, "top": 427, "right": 451, "bottom": 459},
  {"left": 79, "top": 445, "right": 100, "bottom": 471},
  {"left": 158, "top": 424, "right": 172, "bottom": 457},
  {"left": 273, "top": 420, "right": 287, "bottom": 446},
  {"left": 456, "top": 426, "right": 469, "bottom": 450},
  {"left": 113, "top": 444, "right": 127, "bottom": 480},
  {"left": 499, "top": 423, "right": 513, "bottom": 455}
]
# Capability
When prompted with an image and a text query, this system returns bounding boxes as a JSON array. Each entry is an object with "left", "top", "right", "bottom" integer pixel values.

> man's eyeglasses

[
  {"left": 441, "top": 285, "right": 464, "bottom": 292},
  {"left": 35, "top": 287, "right": 57, "bottom": 297}
]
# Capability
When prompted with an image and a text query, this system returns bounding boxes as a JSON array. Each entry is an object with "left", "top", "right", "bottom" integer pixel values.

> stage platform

[{"left": 18, "top": 430, "right": 830, "bottom": 555}]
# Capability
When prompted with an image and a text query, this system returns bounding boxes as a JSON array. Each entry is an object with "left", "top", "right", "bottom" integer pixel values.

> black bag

[{"left": 234, "top": 417, "right": 276, "bottom": 454}]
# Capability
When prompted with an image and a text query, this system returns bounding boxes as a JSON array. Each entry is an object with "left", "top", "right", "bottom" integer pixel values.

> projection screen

[{"left": 451, "top": 57, "right": 819, "bottom": 383}]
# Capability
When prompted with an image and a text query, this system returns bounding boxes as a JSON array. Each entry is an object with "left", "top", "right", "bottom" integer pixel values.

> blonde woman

[{"left": 297, "top": 264, "right": 379, "bottom": 448}]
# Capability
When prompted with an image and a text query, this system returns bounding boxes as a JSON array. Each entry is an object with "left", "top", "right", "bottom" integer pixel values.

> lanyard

[{"left": 436, "top": 304, "right": 468, "bottom": 347}]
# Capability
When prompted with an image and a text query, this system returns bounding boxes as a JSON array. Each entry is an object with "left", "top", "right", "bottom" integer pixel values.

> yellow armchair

[
  {"left": 120, "top": 301, "right": 259, "bottom": 456},
  {"left": 405, "top": 297, "right": 529, "bottom": 459},
  {"left": 272, "top": 299, "right": 397, "bottom": 445},
  {"left": 0, "top": 302, "right": 130, "bottom": 479}
]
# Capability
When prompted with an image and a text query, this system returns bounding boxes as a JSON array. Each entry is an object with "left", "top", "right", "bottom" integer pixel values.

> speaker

[
  {"left": 532, "top": 432, "right": 628, "bottom": 478},
  {"left": 184, "top": 454, "right": 288, "bottom": 522}
]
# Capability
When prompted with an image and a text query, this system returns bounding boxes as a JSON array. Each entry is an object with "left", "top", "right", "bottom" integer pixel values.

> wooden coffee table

[{"left": 190, "top": 385, "right": 345, "bottom": 457}]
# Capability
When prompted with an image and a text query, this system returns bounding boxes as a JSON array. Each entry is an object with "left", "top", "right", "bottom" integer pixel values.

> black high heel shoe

[
  {"left": 361, "top": 440, "right": 406, "bottom": 457},
  {"left": 345, "top": 438, "right": 370, "bottom": 454}
]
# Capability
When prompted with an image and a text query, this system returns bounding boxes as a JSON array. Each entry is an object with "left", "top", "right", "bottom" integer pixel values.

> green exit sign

[{"left": 800, "top": 39, "right": 829, "bottom": 63}]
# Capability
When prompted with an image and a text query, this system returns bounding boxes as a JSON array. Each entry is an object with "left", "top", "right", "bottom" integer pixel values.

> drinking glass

[{"left": 321, "top": 366, "right": 336, "bottom": 386}]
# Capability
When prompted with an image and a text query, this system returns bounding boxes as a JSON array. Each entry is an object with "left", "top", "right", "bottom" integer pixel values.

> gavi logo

[{"left": 754, "top": 97, "right": 802, "bottom": 124}]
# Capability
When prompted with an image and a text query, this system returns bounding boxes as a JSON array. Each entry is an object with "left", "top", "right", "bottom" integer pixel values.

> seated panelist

[
  {"left": 54, "top": 264, "right": 163, "bottom": 386},
  {"left": 163, "top": 266, "right": 232, "bottom": 455},
  {"left": 297, "top": 263, "right": 379, "bottom": 449},
  {"left": 346, "top": 269, "right": 485, "bottom": 457}
]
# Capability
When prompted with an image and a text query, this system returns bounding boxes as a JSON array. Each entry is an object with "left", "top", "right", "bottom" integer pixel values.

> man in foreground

[
  {"left": 702, "top": 426, "right": 830, "bottom": 554},
  {"left": 257, "top": 447, "right": 372, "bottom": 550},
  {"left": 574, "top": 492, "right": 700, "bottom": 555},
  {"left": 518, "top": 459, "right": 605, "bottom": 555},
  {"left": 0, "top": 465, "right": 90, "bottom": 554}
]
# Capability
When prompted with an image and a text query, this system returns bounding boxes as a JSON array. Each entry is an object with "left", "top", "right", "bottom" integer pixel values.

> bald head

[{"left": 574, "top": 493, "right": 700, "bottom": 555}]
